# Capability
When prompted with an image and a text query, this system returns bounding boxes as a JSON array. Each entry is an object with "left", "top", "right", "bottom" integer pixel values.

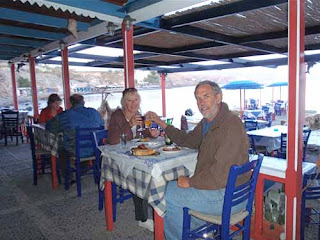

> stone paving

[{"left": 0, "top": 127, "right": 319, "bottom": 240}]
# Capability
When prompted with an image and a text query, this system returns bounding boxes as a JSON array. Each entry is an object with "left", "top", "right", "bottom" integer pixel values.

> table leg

[
  {"left": 104, "top": 180, "right": 114, "bottom": 231},
  {"left": 254, "top": 174, "right": 265, "bottom": 237},
  {"left": 51, "top": 156, "right": 58, "bottom": 190},
  {"left": 154, "top": 209, "right": 164, "bottom": 240}
]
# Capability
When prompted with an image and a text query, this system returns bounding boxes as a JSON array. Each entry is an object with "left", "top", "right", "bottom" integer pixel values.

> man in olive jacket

[{"left": 147, "top": 80, "right": 249, "bottom": 239}]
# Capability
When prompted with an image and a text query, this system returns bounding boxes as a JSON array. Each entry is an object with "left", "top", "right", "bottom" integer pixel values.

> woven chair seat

[
  {"left": 189, "top": 209, "right": 249, "bottom": 226},
  {"left": 306, "top": 199, "right": 320, "bottom": 208}
]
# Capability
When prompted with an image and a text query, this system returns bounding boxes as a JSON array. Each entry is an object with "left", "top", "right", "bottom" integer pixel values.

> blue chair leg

[
  {"left": 98, "top": 188, "right": 104, "bottom": 211},
  {"left": 32, "top": 154, "right": 37, "bottom": 185},
  {"left": 112, "top": 183, "right": 117, "bottom": 222},
  {"left": 243, "top": 216, "right": 251, "bottom": 240},
  {"left": 76, "top": 161, "right": 81, "bottom": 197},
  {"left": 56, "top": 161, "right": 62, "bottom": 185},
  {"left": 65, "top": 157, "right": 70, "bottom": 190},
  {"left": 182, "top": 207, "right": 191, "bottom": 240}
]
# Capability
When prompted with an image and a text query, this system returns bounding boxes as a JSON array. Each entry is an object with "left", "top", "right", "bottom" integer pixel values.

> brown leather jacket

[
  {"left": 107, "top": 108, "right": 151, "bottom": 145},
  {"left": 165, "top": 102, "right": 249, "bottom": 190}
]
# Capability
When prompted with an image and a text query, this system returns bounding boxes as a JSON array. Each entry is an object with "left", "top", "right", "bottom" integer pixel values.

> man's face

[{"left": 195, "top": 84, "right": 222, "bottom": 121}]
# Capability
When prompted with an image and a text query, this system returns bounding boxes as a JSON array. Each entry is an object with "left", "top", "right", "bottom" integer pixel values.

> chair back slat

[
  {"left": 244, "top": 120, "right": 258, "bottom": 131},
  {"left": 75, "top": 126, "right": 104, "bottom": 160},
  {"left": 222, "top": 155, "right": 263, "bottom": 227}
]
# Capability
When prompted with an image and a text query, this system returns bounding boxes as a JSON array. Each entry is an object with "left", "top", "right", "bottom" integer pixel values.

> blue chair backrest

[
  {"left": 26, "top": 125, "right": 36, "bottom": 156},
  {"left": 244, "top": 120, "right": 258, "bottom": 131},
  {"left": 279, "top": 129, "right": 311, "bottom": 161},
  {"left": 92, "top": 129, "right": 108, "bottom": 157},
  {"left": 222, "top": 154, "right": 263, "bottom": 226},
  {"left": 302, "top": 129, "right": 311, "bottom": 161},
  {"left": 75, "top": 126, "right": 104, "bottom": 159}
]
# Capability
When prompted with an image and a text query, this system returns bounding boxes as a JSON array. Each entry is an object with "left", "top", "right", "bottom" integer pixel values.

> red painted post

[
  {"left": 61, "top": 46, "right": 71, "bottom": 109},
  {"left": 29, "top": 56, "right": 39, "bottom": 118},
  {"left": 285, "top": 0, "right": 305, "bottom": 239},
  {"left": 122, "top": 20, "right": 135, "bottom": 88},
  {"left": 160, "top": 73, "right": 166, "bottom": 117},
  {"left": 10, "top": 63, "right": 19, "bottom": 110}
]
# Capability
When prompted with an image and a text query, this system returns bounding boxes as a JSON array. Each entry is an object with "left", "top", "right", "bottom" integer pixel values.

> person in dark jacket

[
  {"left": 46, "top": 94, "right": 104, "bottom": 180},
  {"left": 147, "top": 81, "right": 249, "bottom": 239}
]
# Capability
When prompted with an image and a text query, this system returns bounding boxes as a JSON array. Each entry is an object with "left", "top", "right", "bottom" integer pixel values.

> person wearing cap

[{"left": 38, "top": 94, "right": 63, "bottom": 123}]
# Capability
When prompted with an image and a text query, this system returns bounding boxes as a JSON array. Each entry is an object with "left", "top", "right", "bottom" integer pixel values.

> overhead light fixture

[
  {"left": 123, "top": 15, "right": 135, "bottom": 31},
  {"left": 107, "top": 22, "right": 116, "bottom": 36}
]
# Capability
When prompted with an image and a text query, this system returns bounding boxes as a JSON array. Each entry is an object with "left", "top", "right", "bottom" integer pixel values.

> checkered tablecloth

[
  {"left": 33, "top": 124, "right": 62, "bottom": 156},
  {"left": 99, "top": 139, "right": 197, "bottom": 217}
]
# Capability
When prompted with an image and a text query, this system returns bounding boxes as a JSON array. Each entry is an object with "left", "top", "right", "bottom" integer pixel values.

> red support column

[
  {"left": 61, "top": 46, "right": 71, "bottom": 109},
  {"left": 285, "top": 0, "right": 305, "bottom": 239},
  {"left": 29, "top": 56, "right": 39, "bottom": 118},
  {"left": 239, "top": 89, "right": 243, "bottom": 119},
  {"left": 160, "top": 73, "right": 166, "bottom": 117},
  {"left": 122, "top": 20, "right": 135, "bottom": 88},
  {"left": 10, "top": 63, "right": 18, "bottom": 110}
]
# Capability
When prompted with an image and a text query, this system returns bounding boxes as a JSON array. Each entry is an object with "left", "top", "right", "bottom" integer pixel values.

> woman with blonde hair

[{"left": 107, "top": 88, "right": 159, "bottom": 231}]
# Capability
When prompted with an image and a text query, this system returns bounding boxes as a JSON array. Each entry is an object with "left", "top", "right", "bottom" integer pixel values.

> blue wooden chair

[
  {"left": 26, "top": 125, "right": 60, "bottom": 185},
  {"left": 302, "top": 129, "right": 311, "bottom": 162},
  {"left": 65, "top": 126, "right": 103, "bottom": 197},
  {"left": 182, "top": 154, "right": 263, "bottom": 240},
  {"left": 92, "top": 129, "right": 133, "bottom": 221},
  {"left": 248, "top": 135, "right": 256, "bottom": 155},
  {"left": 244, "top": 120, "right": 258, "bottom": 131},
  {"left": 301, "top": 172, "right": 320, "bottom": 240},
  {"left": 277, "top": 129, "right": 311, "bottom": 161},
  {"left": 1, "top": 110, "right": 24, "bottom": 146}
]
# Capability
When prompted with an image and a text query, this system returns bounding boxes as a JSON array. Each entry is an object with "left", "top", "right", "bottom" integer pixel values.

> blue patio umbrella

[
  {"left": 266, "top": 81, "right": 288, "bottom": 100},
  {"left": 222, "top": 80, "right": 263, "bottom": 114}
]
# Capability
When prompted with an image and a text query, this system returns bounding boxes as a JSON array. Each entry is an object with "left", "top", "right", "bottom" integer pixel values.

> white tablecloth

[
  {"left": 243, "top": 109, "right": 266, "bottom": 120},
  {"left": 247, "top": 125, "right": 287, "bottom": 152}
]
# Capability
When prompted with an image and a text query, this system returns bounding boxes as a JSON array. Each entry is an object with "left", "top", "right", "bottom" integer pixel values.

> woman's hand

[{"left": 129, "top": 114, "right": 143, "bottom": 127}]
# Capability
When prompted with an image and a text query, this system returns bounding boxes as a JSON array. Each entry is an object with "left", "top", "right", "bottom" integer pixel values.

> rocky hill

[{"left": 0, "top": 60, "right": 280, "bottom": 108}]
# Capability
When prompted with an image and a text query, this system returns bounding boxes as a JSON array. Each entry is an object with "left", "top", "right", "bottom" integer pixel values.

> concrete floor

[
  {"left": 0, "top": 130, "right": 319, "bottom": 240},
  {"left": 0, "top": 141, "right": 153, "bottom": 240}
]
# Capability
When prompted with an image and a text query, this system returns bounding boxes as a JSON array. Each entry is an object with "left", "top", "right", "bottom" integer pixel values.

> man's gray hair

[
  {"left": 69, "top": 94, "right": 84, "bottom": 107},
  {"left": 194, "top": 80, "right": 222, "bottom": 96}
]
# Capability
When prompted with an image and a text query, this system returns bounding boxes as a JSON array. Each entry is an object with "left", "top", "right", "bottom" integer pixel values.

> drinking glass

[{"left": 120, "top": 133, "right": 127, "bottom": 149}]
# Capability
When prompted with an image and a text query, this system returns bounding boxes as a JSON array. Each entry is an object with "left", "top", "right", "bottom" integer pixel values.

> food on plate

[
  {"left": 139, "top": 137, "right": 150, "bottom": 142},
  {"left": 132, "top": 144, "right": 156, "bottom": 156},
  {"left": 163, "top": 146, "right": 180, "bottom": 152}
]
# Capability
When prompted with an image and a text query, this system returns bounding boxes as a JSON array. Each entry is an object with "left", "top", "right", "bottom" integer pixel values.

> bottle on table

[{"left": 164, "top": 118, "right": 173, "bottom": 145}]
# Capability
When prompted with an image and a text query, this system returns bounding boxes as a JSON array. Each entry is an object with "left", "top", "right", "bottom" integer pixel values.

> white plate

[{"left": 162, "top": 146, "right": 181, "bottom": 153}]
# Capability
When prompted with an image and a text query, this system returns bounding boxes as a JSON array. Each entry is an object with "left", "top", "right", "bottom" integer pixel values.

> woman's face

[
  {"left": 124, "top": 92, "right": 140, "bottom": 114},
  {"left": 50, "top": 100, "right": 61, "bottom": 111}
]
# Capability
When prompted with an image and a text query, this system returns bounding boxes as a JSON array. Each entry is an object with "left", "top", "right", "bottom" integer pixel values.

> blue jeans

[{"left": 164, "top": 181, "right": 245, "bottom": 240}]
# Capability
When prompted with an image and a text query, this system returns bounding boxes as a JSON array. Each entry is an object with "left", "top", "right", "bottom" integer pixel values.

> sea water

[{"left": 17, "top": 79, "right": 320, "bottom": 128}]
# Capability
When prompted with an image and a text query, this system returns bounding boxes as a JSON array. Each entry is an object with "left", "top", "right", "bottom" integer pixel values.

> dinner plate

[{"left": 162, "top": 146, "right": 181, "bottom": 153}]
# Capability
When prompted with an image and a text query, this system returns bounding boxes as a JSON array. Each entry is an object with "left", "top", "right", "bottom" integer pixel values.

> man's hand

[
  {"left": 177, "top": 176, "right": 190, "bottom": 188},
  {"left": 145, "top": 111, "right": 167, "bottom": 130}
]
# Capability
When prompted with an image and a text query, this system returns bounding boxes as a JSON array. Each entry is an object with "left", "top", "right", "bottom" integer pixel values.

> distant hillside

[{"left": 0, "top": 60, "right": 286, "bottom": 107}]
